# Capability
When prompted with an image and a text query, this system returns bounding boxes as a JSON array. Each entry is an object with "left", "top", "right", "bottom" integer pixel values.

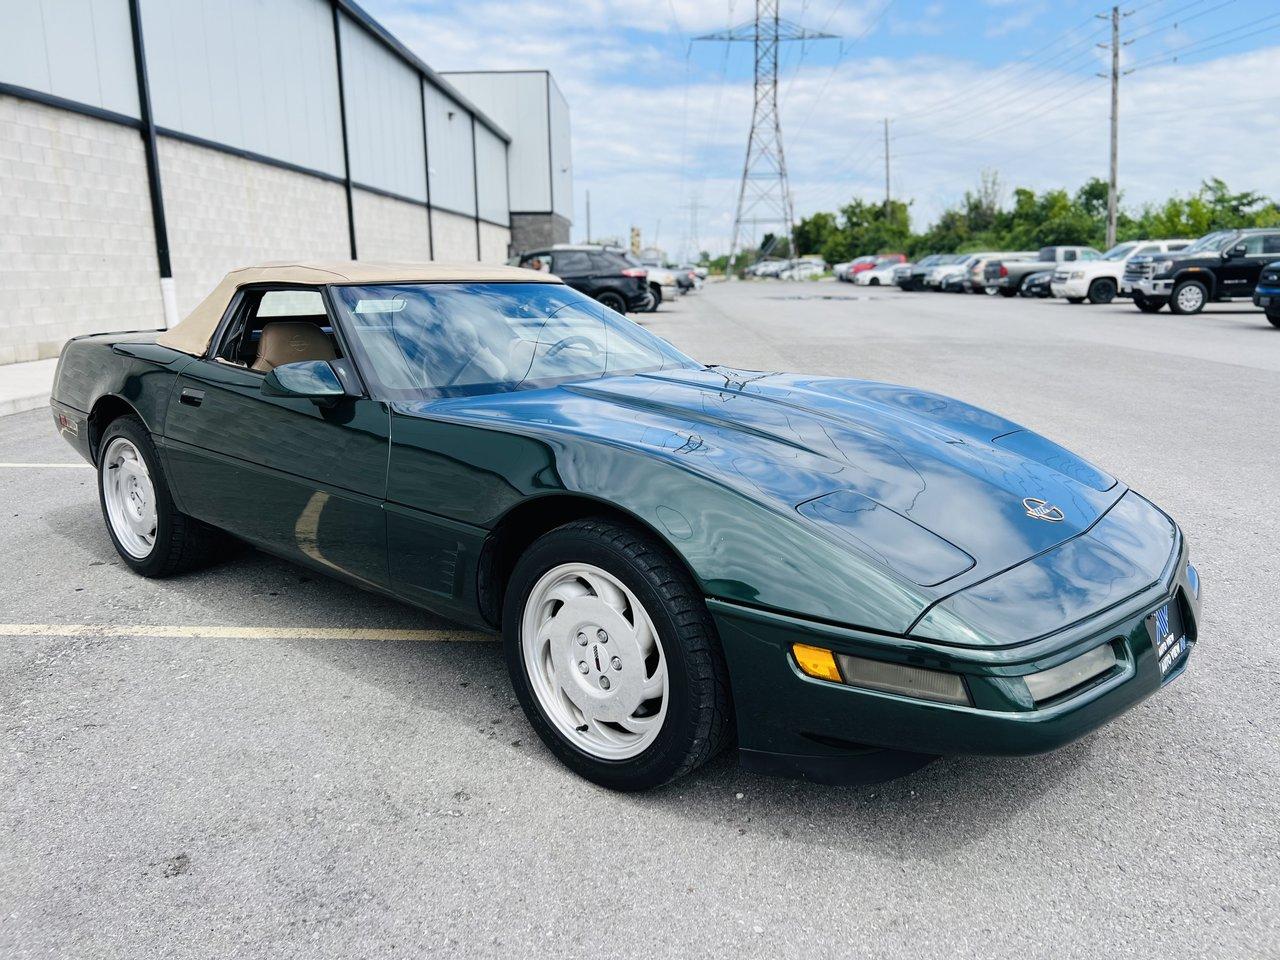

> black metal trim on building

[
  {"left": 545, "top": 73, "right": 555, "bottom": 218},
  {"left": 429, "top": 202, "right": 480, "bottom": 221},
  {"left": 157, "top": 127, "right": 347, "bottom": 186},
  {"left": 126, "top": 0, "right": 171, "bottom": 280},
  {"left": 350, "top": 180, "right": 427, "bottom": 208},
  {"left": 331, "top": 2, "right": 358, "bottom": 260},
  {"left": 419, "top": 79, "right": 434, "bottom": 259},
  {"left": 0, "top": 82, "right": 141, "bottom": 129},
  {"left": 471, "top": 114, "right": 482, "bottom": 260}
]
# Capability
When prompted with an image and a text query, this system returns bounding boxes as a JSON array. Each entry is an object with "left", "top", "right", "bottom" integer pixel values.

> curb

[{"left": 0, "top": 395, "right": 50, "bottom": 418}]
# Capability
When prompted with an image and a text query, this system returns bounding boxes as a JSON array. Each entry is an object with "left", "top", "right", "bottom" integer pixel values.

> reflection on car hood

[{"left": 428, "top": 367, "right": 1126, "bottom": 597}]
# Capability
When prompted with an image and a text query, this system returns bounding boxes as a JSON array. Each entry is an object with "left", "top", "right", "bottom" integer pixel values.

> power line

[
  {"left": 1126, "top": 10, "right": 1280, "bottom": 72},
  {"left": 1122, "top": 0, "right": 1236, "bottom": 46},
  {"left": 891, "top": 13, "right": 1106, "bottom": 124},
  {"left": 787, "top": 0, "right": 896, "bottom": 138},
  {"left": 891, "top": 37, "right": 1111, "bottom": 144}
]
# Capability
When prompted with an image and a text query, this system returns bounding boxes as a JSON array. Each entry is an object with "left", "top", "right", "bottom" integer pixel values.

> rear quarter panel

[{"left": 52, "top": 333, "right": 192, "bottom": 462}]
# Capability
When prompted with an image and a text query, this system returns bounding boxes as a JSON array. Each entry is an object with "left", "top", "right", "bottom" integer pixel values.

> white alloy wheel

[
  {"left": 520, "top": 562, "right": 668, "bottom": 760},
  {"left": 1176, "top": 283, "right": 1205, "bottom": 313},
  {"left": 101, "top": 436, "right": 157, "bottom": 558}
]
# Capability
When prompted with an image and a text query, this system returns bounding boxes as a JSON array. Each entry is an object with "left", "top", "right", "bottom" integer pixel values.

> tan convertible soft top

[{"left": 156, "top": 260, "right": 562, "bottom": 357}]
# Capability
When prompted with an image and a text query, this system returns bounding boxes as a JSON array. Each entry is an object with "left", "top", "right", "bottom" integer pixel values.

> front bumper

[
  {"left": 1253, "top": 285, "right": 1280, "bottom": 307},
  {"left": 1130, "top": 276, "right": 1174, "bottom": 298},
  {"left": 711, "top": 538, "right": 1199, "bottom": 785},
  {"left": 1050, "top": 278, "right": 1089, "bottom": 298}
]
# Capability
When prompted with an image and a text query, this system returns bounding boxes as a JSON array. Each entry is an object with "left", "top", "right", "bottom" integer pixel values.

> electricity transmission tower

[{"left": 695, "top": 2, "right": 835, "bottom": 271}]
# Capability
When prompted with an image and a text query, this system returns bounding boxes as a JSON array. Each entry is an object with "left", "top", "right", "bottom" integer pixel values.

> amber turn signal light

[{"left": 792, "top": 643, "right": 843, "bottom": 683}]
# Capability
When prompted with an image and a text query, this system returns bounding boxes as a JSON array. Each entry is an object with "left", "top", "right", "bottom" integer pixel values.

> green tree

[
  {"left": 721, "top": 175, "right": 1278, "bottom": 266},
  {"left": 793, "top": 212, "right": 839, "bottom": 257}
]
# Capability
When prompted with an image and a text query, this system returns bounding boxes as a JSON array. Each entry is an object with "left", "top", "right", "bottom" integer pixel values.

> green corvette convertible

[{"left": 50, "top": 261, "right": 1200, "bottom": 790}]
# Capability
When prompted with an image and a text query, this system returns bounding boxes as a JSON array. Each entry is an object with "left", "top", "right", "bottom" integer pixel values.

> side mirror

[
  {"left": 261, "top": 360, "right": 345, "bottom": 403},
  {"left": 1224, "top": 244, "right": 1247, "bottom": 259}
]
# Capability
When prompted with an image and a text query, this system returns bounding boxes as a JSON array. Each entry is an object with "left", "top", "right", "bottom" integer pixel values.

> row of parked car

[
  {"left": 867, "top": 227, "right": 1280, "bottom": 326},
  {"left": 743, "top": 257, "right": 828, "bottom": 280},
  {"left": 510, "top": 244, "right": 705, "bottom": 314}
]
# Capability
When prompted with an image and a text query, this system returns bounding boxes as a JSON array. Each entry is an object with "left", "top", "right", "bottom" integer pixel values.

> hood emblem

[{"left": 1022, "top": 497, "right": 1065, "bottom": 522}]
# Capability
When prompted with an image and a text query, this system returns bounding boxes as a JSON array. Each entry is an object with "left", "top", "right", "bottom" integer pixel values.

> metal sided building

[
  {"left": 0, "top": 0, "right": 570, "bottom": 365},
  {"left": 441, "top": 71, "right": 573, "bottom": 255}
]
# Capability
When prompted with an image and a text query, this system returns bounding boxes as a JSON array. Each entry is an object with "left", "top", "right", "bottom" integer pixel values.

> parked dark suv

[
  {"left": 517, "top": 246, "right": 650, "bottom": 314},
  {"left": 1253, "top": 260, "right": 1280, "bottom": 328},
  {"left": 1124, "top": 227, "right": 1280, "bottom": 314}
]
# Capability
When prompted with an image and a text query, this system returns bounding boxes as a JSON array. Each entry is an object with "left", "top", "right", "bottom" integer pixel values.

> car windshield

[
  {"left": 1101, "top": 242, "right": 1138, "bottom": 261},
  {"left": 1181, "top": 230, "right": 1235, "bottom": 254},
  {"left": 330, "top": 282, "right": 699, "bottom": 400}
]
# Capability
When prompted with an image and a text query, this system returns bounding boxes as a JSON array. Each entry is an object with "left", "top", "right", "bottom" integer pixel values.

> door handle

[{"left": 179, "top": 388, "right": 204, "bottom": 407}]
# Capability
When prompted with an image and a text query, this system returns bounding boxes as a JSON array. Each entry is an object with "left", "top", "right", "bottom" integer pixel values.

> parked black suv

[
  {"left": 1124, "top": 227, "right": 1280, "bottom": 314},
  {"left": 1254, "top": 260, "right": 1280, "bottom": 328},
  {"left": 517, "top": 246, "right": 650, "bottom": 314}
]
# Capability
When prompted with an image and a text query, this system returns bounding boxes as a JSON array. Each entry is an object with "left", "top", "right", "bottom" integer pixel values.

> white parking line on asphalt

[
  {"left": 0, "top": 624, "right": 493, "bottom": 642},
  {"left": 0, "top": 462, "right": 91, "bottom": 468}
]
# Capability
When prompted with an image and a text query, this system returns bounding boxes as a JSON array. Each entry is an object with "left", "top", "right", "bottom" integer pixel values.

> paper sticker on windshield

[{"left": 355, "top": 298, "right": 407, "bottom": 314}]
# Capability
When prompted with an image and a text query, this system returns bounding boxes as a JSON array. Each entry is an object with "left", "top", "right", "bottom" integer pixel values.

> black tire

[
  {"left": 869, "top": 277, "right": 880, "bottom": 286},
  {"left": 597, "top": 291, "right": 627, "bottom": 314},
  {"left": 502, "top": 517, "right": 733, "bottom": 791},
  {"left": 998, "top": 286, "right": 1018, "bottom": 298},
  {"left": 1266, "top": 307, "right": 1280, "bottom": 328},
  {"left": 1066, "top": 297, "right": 1086, "bottom": 305},
  {"left": 1134, "top": 293, "right": 1166, "bottom": 313},
  {"left": 1088, "top": 278, "right": 1117, "bottom": 304},
  {"left": 97, "top": 415, "right": 229, "bottom": 577},
  {"left": 647, "top": 283, "right": 663, "bottom": 312},
  {"left": 1169, "top": 279, "right": 1208, "bottom": 315}
]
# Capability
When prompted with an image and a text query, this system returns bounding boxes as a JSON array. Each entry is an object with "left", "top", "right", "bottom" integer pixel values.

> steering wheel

[{"left": 545, "top": 335, "right": 602, "bottom": 360}]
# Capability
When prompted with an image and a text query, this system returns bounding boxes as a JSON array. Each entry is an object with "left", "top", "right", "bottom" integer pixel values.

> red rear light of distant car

[
  {"left": 999, "top": 265, "right": 1008, "bottom": 278},
  {"left": 622, "top": 268, "right": 647, "bottom": 278}
]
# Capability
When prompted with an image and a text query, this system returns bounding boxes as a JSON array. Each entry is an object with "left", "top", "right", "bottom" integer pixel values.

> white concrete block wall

[
  {"left": 158, "top": 137, "right": 350, "bottom": 317},
  {"left": 352, "top": 189, "right": 432, "bottom": 262},
  {"left": 430, "top": 208, "right": 479, "bottom": 262},
  {"left": 478, "top": 222, "right": 511, "bottom": 264},
  {"left": 0, "top": 95, "right": 165, "bottom": 364}
]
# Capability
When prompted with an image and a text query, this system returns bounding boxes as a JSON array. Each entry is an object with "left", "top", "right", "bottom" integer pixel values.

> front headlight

[
  {"left": 1069, "top": 271, "right": 1085, "bottom": 279},
  {"left": 1153, "top": 259, "right": 1175, "bottom": 274},
  {"left": 792, "top": 643, "right": 971, "bottom": 705}
]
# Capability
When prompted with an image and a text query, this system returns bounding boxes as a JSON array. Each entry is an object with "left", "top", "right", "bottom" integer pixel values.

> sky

[{"left": 362, "top": 0, "right": 1280, "bottom": 259}]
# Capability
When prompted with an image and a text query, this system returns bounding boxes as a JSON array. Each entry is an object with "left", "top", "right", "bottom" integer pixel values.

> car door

[
  {"left": 1235, "top": 232, "right": 1280, "bottom": 296},
  {"left": 162, "top": 286, "right": 392, "bottom": 588},
  {"left": 548, "top": 250, "right": 595, "bottom": 297}
]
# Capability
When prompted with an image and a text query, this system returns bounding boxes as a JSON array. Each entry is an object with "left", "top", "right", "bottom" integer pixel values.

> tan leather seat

[{"left": 251, "top": 322, "right": 336, "bottom": 373}]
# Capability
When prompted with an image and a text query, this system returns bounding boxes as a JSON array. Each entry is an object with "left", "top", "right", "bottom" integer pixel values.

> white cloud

[
  {"left": 362, "top": 1, "right": 1280, "bottom": 258},
  {"left": 984, "top": 1, "right": 1047, "bottom": 39}
]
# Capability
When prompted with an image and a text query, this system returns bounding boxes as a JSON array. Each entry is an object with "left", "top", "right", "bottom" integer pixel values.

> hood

[
  {"left": 1065, "top": 260, "right": 1120, "bottom": 276},
  {"left": 424, "top": 367, "right": 1124, "bottom": 598}
]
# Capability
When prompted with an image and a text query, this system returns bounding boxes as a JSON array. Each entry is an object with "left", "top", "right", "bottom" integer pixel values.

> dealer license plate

[
  {"left": 1149, "top": 601, "right": 1189, "bottom": 678},
  {"left": 1259, "top": 296, "right": 1271, "bottom": 306}
]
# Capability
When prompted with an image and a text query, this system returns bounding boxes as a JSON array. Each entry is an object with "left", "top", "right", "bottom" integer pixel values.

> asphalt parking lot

[{"left": 2, "top": 283, "right": 1278, "bottom": 959}]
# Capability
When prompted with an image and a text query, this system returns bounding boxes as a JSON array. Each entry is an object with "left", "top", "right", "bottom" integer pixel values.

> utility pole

[
  {"left": 695, "top": 3, "right": 836, "bottom": 273},
  {"left": 585, "top": 189, "right": 591, "bottom": 243},
  {"left": 678, "top": 197, "right": 703, "bottom": 264},
  {"left": 1098, "top": 5, "right": 1132, "bottom": 249},
  {"left": 882, "top": 117, "right": 891, "bottom": 216}
]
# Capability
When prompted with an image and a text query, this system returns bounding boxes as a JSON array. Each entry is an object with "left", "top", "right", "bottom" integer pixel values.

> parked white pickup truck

[
  {"left": 985, "top": 245, "right": 1102, "bottom": 297},
  {"left": 1050, "top": 239, "right": 1193, "bottom": 304}
]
